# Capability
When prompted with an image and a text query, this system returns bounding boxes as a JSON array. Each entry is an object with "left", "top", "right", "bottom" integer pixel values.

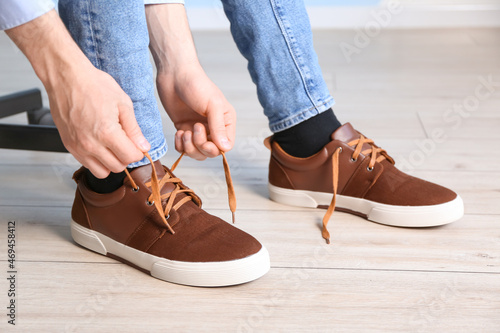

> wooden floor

[{"left": 1, "top": 27, "right": 500, "bottom": 332}]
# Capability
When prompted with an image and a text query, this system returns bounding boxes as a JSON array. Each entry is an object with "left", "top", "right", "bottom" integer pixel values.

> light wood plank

[
  {"left": 1, "top": 206, "right": 498, "bottom": 274},
  {"left": 0, "top": 261, "right": 497, "bottom": 333}
]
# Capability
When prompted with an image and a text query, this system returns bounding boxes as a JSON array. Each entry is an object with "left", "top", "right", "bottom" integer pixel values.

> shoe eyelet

[
  {"left": 350, "top": 157, "right": 357, "bottom": 162},
  {"left": 146, "top": 200, "right": 155, "bottom": 206},
  {"left": 165, "top": 214, "right": 170, "bottom": 220},
  {"left": 337, "top": 147, "right": 343, "bottom": 153},
  {"left": 132, "top": 186, "right": 139, "bottom": 193},
  {"left": 367, "top": 166, "right": 374, "bottom": 172}
]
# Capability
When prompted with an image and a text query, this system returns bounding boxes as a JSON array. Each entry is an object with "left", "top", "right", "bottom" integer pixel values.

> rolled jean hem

[
  {"left": 269, "top": 97, "right": 335, "bottom": 133},
  {"left": 127, "top": 138, "right": 168, "bottom": 168}
]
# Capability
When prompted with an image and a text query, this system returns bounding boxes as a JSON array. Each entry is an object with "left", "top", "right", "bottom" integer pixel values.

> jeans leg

[
  {"left": 221, "top": 0, "right": 334, "bottom": 133},
  {"left": 58, "top": 0, "right": 167, "bottom": 167}
]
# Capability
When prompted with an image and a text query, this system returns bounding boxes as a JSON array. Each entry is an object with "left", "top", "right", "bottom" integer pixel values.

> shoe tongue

[
  {"left": 124, "top": 160, "right": 167, "bottom": 188},
  {"left": 330, "top": 123, "right": 359, "bottom": 142},
  {"left": 331, "top": 122, "right": 373, "bottom": 153}
]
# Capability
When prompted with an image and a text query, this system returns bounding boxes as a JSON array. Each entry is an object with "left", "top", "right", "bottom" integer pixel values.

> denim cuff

[
  {"left": 127, "top": 138, "right": 168, "bottom": 168},
  {"left": 270, "top": 97, "right": 335, "bottom": 133}
]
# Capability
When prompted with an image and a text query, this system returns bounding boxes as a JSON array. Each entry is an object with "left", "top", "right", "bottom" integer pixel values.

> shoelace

[
  {"left": 124, "top": 152, "right": 236, "bottom": 234},
  {"left": 321, "top": 134, "right": 394, "bottom": 244}
]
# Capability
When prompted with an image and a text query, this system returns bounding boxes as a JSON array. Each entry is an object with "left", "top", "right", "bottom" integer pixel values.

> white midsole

[
  {"left": 71, "top": 220, "right": 270, "bottom": 287},
  {"left": 268, "top": 183, "right": 464, "bottom": 227}
]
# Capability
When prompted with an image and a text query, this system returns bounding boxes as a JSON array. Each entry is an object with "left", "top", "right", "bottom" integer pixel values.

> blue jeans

[
  {"left": 222, "top": 0, "right": 334, "bottom": 132},
  {"left": 58, "top": 0, "right": 334, "bottom": 166},
  {"left": 59, "top": 0, "right": 167, "bottom": 167}
]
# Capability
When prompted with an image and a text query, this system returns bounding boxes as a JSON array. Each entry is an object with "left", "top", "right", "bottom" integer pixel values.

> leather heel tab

[
  {"left": 263, "top": 136, "right": 274, "bottom": 150},
  {"left": 72, "top": 167, "right": 86, "bottom": 184}
]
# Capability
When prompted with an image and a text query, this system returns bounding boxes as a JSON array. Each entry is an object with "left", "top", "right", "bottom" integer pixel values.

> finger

[
  {"left": 68, "top": 144, "right": 111, "bottom": 178},
  {"left": 102, "top": 128, "right": 145, "bottom": 167},
  {"left": 118, "top": 101, "right": 151, "bottom": 153},
  {"left": 182, "top": 130, "right": 207, "bottom": 161},
  {"left": 82, "top": 156, "right": 111, "bottom": 179},
  {"left": 206, "top": 103, "right": 234, "bottom": 152},
  {"left": 175, "top": 130, "right": 185, "bottom": 153},
  {"left": 193, "top": 123, "right": 219, "bottom": 158},
  {"left": 90, "top": 145, "right": 129, "bottom": 174},
  {"left": 200, "top": 141, "right": 221, "bottom": 158}
]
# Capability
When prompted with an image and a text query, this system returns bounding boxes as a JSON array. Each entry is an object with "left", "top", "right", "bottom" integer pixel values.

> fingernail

[
  {"left": 138, "top": 138, "right": 150, "bottom": 152},
  {"left": 220, "top": 138, "right": 231, "bottom": 150}
]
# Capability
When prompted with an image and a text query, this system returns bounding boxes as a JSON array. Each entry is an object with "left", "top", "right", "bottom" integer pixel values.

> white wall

[{"left": 185, "top": 0, "right": 500, "bottom": 30}]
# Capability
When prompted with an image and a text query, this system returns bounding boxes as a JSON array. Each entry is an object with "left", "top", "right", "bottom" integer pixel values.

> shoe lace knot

[{"left": 124, "top": 152, "right": 236, "bottom": 235}]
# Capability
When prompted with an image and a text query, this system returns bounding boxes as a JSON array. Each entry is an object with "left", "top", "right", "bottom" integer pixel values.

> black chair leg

[{"left": 0, "top": 89, "right": 67, "bottom": 153}]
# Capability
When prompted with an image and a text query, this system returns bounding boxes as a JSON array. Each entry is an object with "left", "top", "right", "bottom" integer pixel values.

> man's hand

[
  {"left": 156, "top": 68, "right": 236, "bottom": 160},
  {"left": 6, "top": 10, "right": 149, "bottom": 178},
  {"left": 48, "top": 67, "right": 150, "bottom": 178},
  {"left": 146, "top": 4, "right": 236, "bottom": 160}
]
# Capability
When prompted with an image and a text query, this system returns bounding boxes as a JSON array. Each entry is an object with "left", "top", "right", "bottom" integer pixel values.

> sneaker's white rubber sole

[
  {"left": 269, "top": 184, "right": 464, "bottom": 227},
  {"left": 71, "top": 220, "right": 270, "bottom": 287}
]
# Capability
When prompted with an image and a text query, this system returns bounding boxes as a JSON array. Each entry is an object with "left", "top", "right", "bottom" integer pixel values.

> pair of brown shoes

[{"left": 71, "top": 123, "right": 463, "bottom": 287}]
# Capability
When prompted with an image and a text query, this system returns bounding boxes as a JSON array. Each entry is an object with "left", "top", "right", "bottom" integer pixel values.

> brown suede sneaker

[
  {"left": 266, "top": 123, "right": 464, "bottom": 243},
  {"left": 70, "top": 154, "right": 270, "bottom": 287}
]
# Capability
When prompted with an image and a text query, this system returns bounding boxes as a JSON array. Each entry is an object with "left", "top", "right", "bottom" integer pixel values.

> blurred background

[{"left": 185, "top": 0, "right": 500, "bottom": 29}]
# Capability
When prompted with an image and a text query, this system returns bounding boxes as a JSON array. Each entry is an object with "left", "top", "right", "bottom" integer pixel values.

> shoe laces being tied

[
  {"left": 124, "top": 152, "right": 236, "bottom": 235},
  {"left": 321, "top": 134, "right": 394, "bottom": 244}
]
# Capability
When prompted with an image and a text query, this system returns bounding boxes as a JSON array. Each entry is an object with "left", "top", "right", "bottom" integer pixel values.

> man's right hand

[
  {"left": 47, "top": 67, "right": 150, "bottom": 178},
  {"left": 6, "top": 10, "right": 149, "bottom": 178}
]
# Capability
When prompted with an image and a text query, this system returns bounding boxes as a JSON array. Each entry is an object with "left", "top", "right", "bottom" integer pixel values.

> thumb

[
  {"left": 118, "top": 103, "right": 151, "bottom": 152},
  {"left": 207, "top": 106, "right": 234, "bottom": 152}
]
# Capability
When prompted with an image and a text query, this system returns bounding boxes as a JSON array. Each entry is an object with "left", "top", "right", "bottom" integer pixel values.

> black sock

[
  {"left": 85, "top": 168, "right": 127, "bottom": 194},
  {"left": 273, "top": 108, "right": 341, "bottom": 158}
]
